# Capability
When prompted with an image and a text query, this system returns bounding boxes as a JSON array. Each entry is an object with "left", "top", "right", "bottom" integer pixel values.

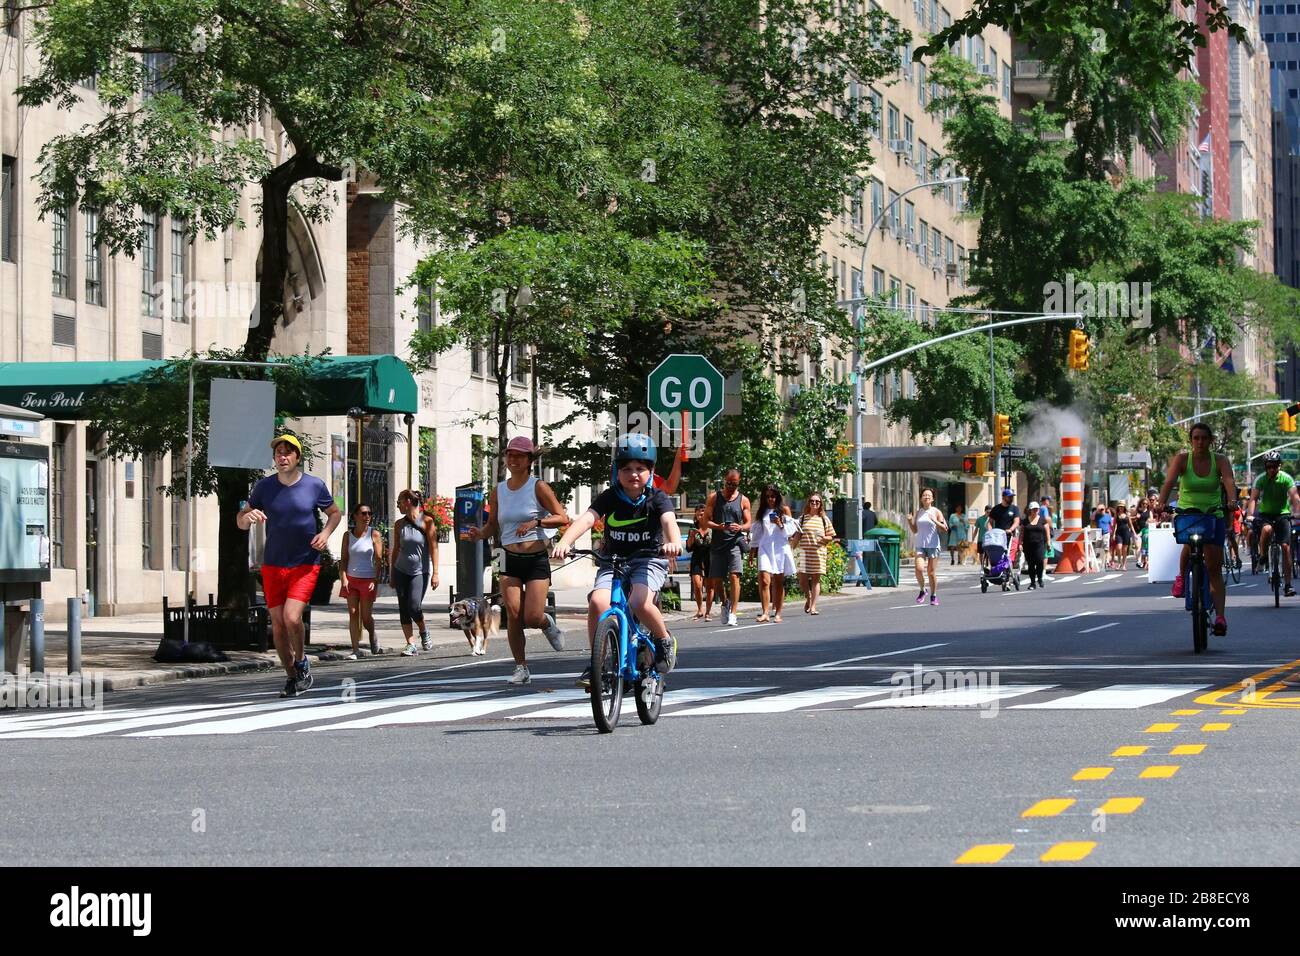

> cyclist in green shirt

[
  {"left": 1249, "top": 451, "right": 1300, "bottom": 597},
  {"left": 1156, "top": 422, "right": 1237, "bottom": 635}
]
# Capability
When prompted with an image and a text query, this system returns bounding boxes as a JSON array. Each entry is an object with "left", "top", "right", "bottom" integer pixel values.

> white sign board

[
  {"left": 208, "top": 378, "right": 277, "bottom": 469},
  {"left": 1117, "top": 449, "right": 1152, "bottom": 468},
  {"left": 1108, "top": 473, "right": 1131, "bottom": 503},
  {"left": 0, "top": 418, "right": 39, "bottom": 439}
]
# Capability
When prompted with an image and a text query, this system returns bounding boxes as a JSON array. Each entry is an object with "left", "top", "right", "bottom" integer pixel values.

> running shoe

[
  {"left": 727, "top": 612, "right": 738, "bottom": 626},
  {"left": 294, "top": 658, "right": 312, "bottom": 694},
  {"left": 1171, "top": 575, "right": 1184, "bottom": 598},
  {"left": 575, "top": 665, "right": 592, "bottom": 689},
  {"left": 280, "top": 677, "right": 298, "bottom": 698},
  {"left": 654, "top": 634, "right": 678, "bottom": 674},
  {"left": 420, "top": 631, "right": 432, "bottom": 651},
  {"left": 369, "top": 639, "right": 381, "bottom": 655},
  {"left": 930, "top": 594, "right": 938, "bottom": 606},
  {"left": 916, "top": 589, "right": 926, "bottom": 604},
  {"left": 542, "top": 612, "right": 565, "bottom": 651},
  {"left": 401, "top": 642, "right": 419, "bottom": 656},
  {"left": 1213, "top": 616, "right": 1227, "bottom": 636},
  {"left": 1286, "top": 586, "right": 1296, "bottom": 598},
  {"left": 508, "top": 664, "right": 531, "bottom": 685},
  {"left": 346, "top": 651, "right": 361, "bottom": 661}
]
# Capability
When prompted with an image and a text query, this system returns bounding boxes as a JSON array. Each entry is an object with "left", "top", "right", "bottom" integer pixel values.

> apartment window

[
  {"left": 887, "top": 190, "right": 901, "bottom": 235},
  {"left": 931, "top": 229, "right": 943, "bottom": 265},
  {"left": 143, "top": 52, "right": 174, "bottom": 98},
  {"left": 141, "top": 211, "right": 160, "bottom": 316},
  {"left": 511, "top": 342, "right": 528, "bottom": 385},
  {"left": 851, "top": 180, "right": 864, "bottom": 230},
  {"left": 904, "top": 200, "right": 916, "bottom": 242},
  {"left": 874, "top": 374, "right": 885, "bottom": 409},
  {"left": 901, "top": 42, "right": 913, "bottom": 81},
  {"left": 872, "top": 267, "right": 885, "bottom": 296},
  {"left": 870, "top": 179, "right": 884, "bottom": 227},
  {"left": 142, "top": 456, "right": 157, "bottom": 569},
  {"left": 918, "top": 141, "right": 929, "bottom": 178},
  {"left": 0, "top": 155, "right": 14, "bottom": 262},
  {"left": 869, "top": 89, "right": 883, "bottom": 140},
  {"left": 51, "top": 427, "right": 68, "bottom": 568},
  {"left": 170, "top": 456, "right": 185, "bottom": 571},
  {"left": 957, "top": 243, "right": 967, "bottom": 283},
  {"left": 920, "top": 299, "right": 932, "bottom": 327},
  {"left": 78, "top": 70, "right": 97, "bottom": 91},
  {"left": 51, "top": 205, "right": 72, "bottom": 299},
  {"left": 904, "top": 116, "right": 914, "bottom": 157},
  {"left": 847, "top": 77, "right": 861, "bottom": 122},
  {"left": 945, "top": 236, "right": 955, "bottom": 268},
  {"left": 905, "top": 285, "right": 916, "bottom": 320},
  {"left": 887, "top": 104, "right": 900, "bottom": 143},
  {"left": 990, "top": 50, "right": 998, "bottom": 81},
  {"left": 84, "top": 207, "right": 104, "bottom": 305},
  {"left": 1003, "top": 63, "right": 1011, "bottom": 101},
  {"left": 941, "top": 6, "right": 950, "bottom": 29},
  {"left": 975, "top": 36, "right": 985, "bottom": 70},
  {"left": 919, "top": 221, "right": 930, "bottom": 262},
  {"left": 4, "top": 0, "right": 16, "bottom": 37},
  {"left": 470, "top": 343, "right": 485, "bottom": 377},
  {"left": 170, "top": 218, "right": 188, "bottom": 321},
  {"left": 918, "top": 64, "right": 927, "bottom": 106},
  {"left": 851, "top": 266, "right": 863, "bottom": 300},
  {"left": 929, "top": 0, "right": 938, "bottom": 30}
]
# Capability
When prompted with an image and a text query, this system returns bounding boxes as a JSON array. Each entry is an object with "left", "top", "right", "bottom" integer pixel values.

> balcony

[{"left": 1013, "top": 59, "right": 1054, "bottom": 101}]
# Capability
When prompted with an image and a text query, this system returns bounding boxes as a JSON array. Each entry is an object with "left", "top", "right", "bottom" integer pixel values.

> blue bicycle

[{"left": 569, "top": 548, "right": 668, "bottom": 733}]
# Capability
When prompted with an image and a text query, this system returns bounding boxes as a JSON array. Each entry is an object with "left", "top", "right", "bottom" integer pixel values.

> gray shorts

[
  {"left": 709, "top": 545, "right": 743, "bottom": 577},
  {"left": 917, "top": 546, "right": 942, "bottom": 559},
  {"left": 593, "top": 556, "right": 669, "bottom": 594}
]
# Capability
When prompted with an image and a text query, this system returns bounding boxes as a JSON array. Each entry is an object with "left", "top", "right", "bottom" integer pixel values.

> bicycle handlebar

[{"left": 565, "top": 547, "right": 667, "bottom": 562}]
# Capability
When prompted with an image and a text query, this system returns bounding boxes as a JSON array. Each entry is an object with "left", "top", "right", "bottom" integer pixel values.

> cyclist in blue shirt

[{"left": 553, "top": 434, "right": 683, "bottom": 688}]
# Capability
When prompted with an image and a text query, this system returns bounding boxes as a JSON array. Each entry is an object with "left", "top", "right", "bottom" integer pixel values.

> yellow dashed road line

[
  {"left": 1171, "top": 709, "right": 1202, "bottom": 716},
  {"left": 1041, "top": 841, "right": 1096, "bottom": 862},
  {"left": 955, "top": 844, "right": 1015, "bottom": 864},
  {"left": 1201, "top": 722, "right": 1231, "bottom": 732},
  {"left": 1073, "top": 767, "right": 1113, "bottom": 781},
  {"left": 1112, "top": 745, "right": 1148, "bottom": 757},
  {"left": 1144, "top": 723, "right": 1179, "bottom": 733},
  {"left": 1170, "top": 744, "right": 1206, "bottom": 755},
  {"left": 1139, "top": 765, "right": 1180, "bottom": 779},
  {"left": 1022, "top": 798, "right": 1075, "bottom": 818},
  {"left": 1096, "top": 797, "right": 1144, "bottom": 815}
]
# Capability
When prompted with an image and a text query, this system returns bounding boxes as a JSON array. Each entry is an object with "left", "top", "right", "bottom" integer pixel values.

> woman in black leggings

[
  {"left": 1022, "top": 501, "right": 1050, "bottom": 589},
  {"left": 389, "top": 489, "right": 438, "bottom": 656}
]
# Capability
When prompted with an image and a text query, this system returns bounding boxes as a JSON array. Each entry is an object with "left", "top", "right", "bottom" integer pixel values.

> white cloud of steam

[{"left": 1018, "top": 402, "right": 1089, "bottom": 463}]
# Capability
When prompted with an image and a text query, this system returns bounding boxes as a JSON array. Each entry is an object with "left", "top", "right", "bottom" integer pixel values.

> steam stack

[{"left": 1053, "top": 436, "right": 1090, "bottom": 573}]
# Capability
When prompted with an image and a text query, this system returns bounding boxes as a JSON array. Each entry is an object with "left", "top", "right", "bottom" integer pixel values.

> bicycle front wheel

[
  {"left": 1192, "top": 560, "right": 1208, "bottom": 654},
  {"left": 590, "top": 617, "right": 625, "bottom": 733}
]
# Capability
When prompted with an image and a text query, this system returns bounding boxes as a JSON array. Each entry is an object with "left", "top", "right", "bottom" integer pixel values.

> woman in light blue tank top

[
  {"left": 462, "top": 436, "right": 570, "bottom": 685},
  {"left": 389, "top": 489, "right": 438, "bottom": 656}
]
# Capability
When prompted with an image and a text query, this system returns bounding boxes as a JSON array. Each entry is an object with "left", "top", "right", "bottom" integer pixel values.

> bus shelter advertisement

[{"left": 0, "top": 443, "right": 50, "bottom": 578}]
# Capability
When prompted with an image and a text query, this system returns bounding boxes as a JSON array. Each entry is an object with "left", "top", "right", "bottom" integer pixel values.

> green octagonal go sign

[{"left": 647, "top": 354, "right": 725, "bottom": 430}]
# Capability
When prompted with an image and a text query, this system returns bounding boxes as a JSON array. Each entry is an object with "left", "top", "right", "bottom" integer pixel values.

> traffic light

[
  {"left": 993, "top": 414, "right": 1011, "bottom": 450},
  {"left": 962, "top": 453, "right": 992, "bottom": 475},
  {"left": 1067, "top": 329, "right": 1090, "bottom": 371},
  {"left": 1284, "top": 412, "right": 1299, "bottom": 434}
]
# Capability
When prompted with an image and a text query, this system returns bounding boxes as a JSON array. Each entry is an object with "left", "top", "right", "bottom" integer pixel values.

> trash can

[{"left": 863, "top": 526, "right": 901, "bottom": 587}]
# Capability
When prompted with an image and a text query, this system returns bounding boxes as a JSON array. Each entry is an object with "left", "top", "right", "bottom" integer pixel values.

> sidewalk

[{"left": 17, "top": 565, "right": 985, "bottom": 691}]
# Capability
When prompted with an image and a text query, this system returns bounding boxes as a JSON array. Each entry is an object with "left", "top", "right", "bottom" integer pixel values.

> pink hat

[{"left": 504, "top": 436, "right": 542, "bottom": 456}]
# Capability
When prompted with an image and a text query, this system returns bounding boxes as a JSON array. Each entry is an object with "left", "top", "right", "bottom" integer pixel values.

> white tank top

[
  {"left": 497, "top": 476, "right": 554, "bottom": 546},
  {"left": 346, "top": 529, "right": 376, "bottom": 577}
]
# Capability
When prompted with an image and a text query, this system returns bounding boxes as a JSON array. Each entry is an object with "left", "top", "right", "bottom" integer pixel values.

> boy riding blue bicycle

[{"left": 552, "top": 433, "right": 683, "bottom": 688}]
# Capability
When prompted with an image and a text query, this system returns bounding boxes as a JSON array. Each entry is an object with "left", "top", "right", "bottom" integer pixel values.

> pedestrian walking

[
  {"left": 908, "top": 488, "right": 948, "bottom": 605},
  {"left": 686, "top": 507, "right": 713, "bottom": 620},
  {"left": 462, "top": 436, "right": 569, "bottom": 685},
  {"left": 947, "top": 502, "right": 966, "bottom": 565},
  {"left": 237, "top": 434, "right": 342, "bottom": 698},
  {"left": 339, "top": 502, "right": 383, "bottom": 659},
  {"left": 793, "top": 493, "right": 835, "bottom": 614},
  {"left": 1039, "top": 494, "right": 1057, "bottom": 574},
  {"left": 389, "top": 488, "right": 439, "bottom": 657},
  {"left": 750, "top": 485, "right": 797, "bottom": 623},
  {"left": 973, "top": 504, "right": 992, "bottom": 568},
  {"left": 1110, "top": 502, "right": 1136, "bottom": 570},
  {"left": 1022, "top": 501, "right": 1050, "bottom": 588},
  {"left": 705, "top": 468, "right": 752, "bottom": 627},
  {"left": 861, "top": 500, "right": 878, "bottom": 533}
]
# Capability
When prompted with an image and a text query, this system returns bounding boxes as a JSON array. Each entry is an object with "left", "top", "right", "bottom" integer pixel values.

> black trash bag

[{"left": 153, "top": 638, "right": 229, "bottom": 664}]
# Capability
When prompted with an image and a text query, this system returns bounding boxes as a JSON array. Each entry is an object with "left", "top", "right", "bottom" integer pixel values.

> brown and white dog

[{"left": 450, "top": 598, "right": 499, "bottom": 656}]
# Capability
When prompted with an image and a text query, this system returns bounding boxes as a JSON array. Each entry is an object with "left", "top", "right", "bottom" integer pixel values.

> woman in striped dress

[{"left": 793, "top": 493, "right": 836, "bottom": 614}]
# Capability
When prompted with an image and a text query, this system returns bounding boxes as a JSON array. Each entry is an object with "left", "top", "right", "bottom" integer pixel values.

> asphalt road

[{"left": 3, "top": 565, "right": 1298, "bottom": 867}]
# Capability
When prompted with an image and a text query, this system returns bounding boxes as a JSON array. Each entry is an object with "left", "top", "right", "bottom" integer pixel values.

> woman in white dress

[
  {"left": 749, "top": 484, "right": 798, "bottom": 623},
  {"left": 908, "top": 487, "right": 948, "bottom": 606}
]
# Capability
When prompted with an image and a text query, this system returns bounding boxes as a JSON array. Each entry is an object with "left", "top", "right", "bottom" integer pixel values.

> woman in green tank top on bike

[{"left": 1155, "top": 422, "right": 1238, "bottom": 635}]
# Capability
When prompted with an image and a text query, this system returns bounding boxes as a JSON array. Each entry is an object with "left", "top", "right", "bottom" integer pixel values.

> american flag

[{"left": 1198, "top": 132, "right": 1211, "bottom": 153}]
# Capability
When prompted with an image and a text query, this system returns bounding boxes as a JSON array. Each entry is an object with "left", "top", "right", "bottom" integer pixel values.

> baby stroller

[{"left": 980, "top": 528, "right": 1021, "bottom": 592}]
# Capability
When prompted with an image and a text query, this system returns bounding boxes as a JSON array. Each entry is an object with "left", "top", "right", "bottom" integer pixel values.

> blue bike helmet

[{"left": 614, "top": 433, "right": 657, "bottom": 467}]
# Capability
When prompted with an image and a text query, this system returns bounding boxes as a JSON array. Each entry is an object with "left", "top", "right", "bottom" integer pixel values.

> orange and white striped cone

[{"left": 1054, "top": 436, "right": 1090, "bottom": 574}]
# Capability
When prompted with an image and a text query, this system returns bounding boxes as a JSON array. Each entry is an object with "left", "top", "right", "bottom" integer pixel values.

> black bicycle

[{"left": 1172, "top": 508, "right": 1217, "bottom": 654}]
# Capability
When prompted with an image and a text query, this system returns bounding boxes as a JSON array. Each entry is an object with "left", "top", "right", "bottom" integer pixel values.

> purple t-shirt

[{"left": 248, "top": 473, "right": 334, "bottom": 568}]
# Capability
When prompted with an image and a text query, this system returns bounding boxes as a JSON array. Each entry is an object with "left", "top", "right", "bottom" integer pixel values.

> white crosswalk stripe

[{"left": 0, "top": 681, "right": 1235, "bottom": 738}]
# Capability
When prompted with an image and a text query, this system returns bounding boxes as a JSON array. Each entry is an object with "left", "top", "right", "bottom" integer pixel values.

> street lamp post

[{"left": 847, "top": 175, "right": 969, "bottom": 541}]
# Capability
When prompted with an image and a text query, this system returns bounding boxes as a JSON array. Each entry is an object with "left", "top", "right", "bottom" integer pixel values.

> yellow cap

[{"left": 270, "top": 434, "right": 302, "bottom": 455}]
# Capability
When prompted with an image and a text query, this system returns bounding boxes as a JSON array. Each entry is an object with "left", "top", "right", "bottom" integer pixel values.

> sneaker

[
  {"left": 295, "top": 670, "right": 314, "bottom": 694},
  {"left": 654, "top": 634, "right": 678, "bottom": 674},
  {"left": 346, "top": 651, "right": 361, "bottom": 661},
  {"left": 542, "top": 612, "right": 565, "bottom": 652},
  {"left": 575, "top": 665, "right": 592, "bottom": 689},
  {"left": 727, "top": 612, "right": 738, "bottom": 627},
  {"left": 420, "top": 631, "right": 433, "bottom": 651},
  {"left": 1286, "top": 586, "right": 1296, "bottom": 598},
  {"left": 369, "top": 639, "right": 381, "bottom": 655},
  {"left": 1171, "top": 576, "right": 1185, "bottom": 598},
  {"left": 401, "top": 642, "right": 419, "bottom": 656},
  {"left": 916, "top": 589, "right": 926, "bottom": 604},
  {"left": 280, "top": 677, "right": 298, "bottom": 698},
  {"left": 1213, "top": 615, "right": 1228, "bottom": 636},
  {"left": 930, "top": 594, "right": 938, "bottom": 606},
  {"left": 508, "top": 664, "right": 531, "bottom": 685}
]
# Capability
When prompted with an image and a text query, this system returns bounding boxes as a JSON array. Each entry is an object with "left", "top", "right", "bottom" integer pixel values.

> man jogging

[{"left": 237, "top": 435, "right": 342, "bottom": 697}]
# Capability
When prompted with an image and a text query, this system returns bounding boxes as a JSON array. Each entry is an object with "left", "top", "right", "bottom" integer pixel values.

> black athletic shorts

[{"left": 503, "top": 548, "right": 551, "bottom": 583}]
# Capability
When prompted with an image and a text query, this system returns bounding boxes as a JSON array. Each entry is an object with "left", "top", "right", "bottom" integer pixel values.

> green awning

[{"left": 0, "top": 354, "right": 417, "bottom": 419}]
